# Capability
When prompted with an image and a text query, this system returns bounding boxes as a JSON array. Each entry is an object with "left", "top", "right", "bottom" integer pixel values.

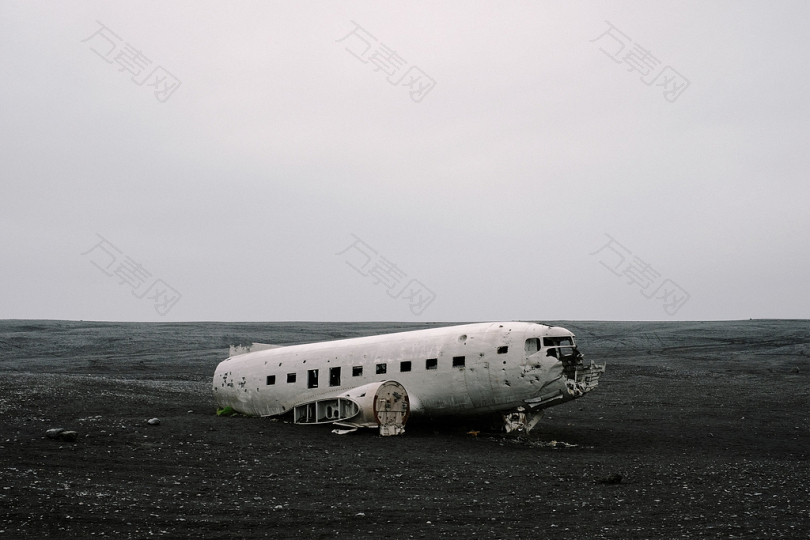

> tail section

[{"left": 228, "top": 343, "right": 285, "bottom": 357}]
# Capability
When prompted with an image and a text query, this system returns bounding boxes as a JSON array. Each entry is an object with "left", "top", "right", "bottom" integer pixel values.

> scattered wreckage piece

[
  {"left": 212, "top": 322, "right": 605, "bottom": 436},
  {"left": 502, "top": 407, "right": 545, "bottom": 435},
  {"left": 532, "top": 440, "right": 578, "bottom": 449}
]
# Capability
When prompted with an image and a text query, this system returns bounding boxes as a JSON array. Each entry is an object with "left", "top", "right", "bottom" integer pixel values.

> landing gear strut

[{"left": 502, "top": 407, "right": 544, "bottom": 434}]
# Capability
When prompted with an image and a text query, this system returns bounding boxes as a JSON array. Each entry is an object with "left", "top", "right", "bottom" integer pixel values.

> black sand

[{"left": 0, "top": 320, "right": 808, "bottom": 539}]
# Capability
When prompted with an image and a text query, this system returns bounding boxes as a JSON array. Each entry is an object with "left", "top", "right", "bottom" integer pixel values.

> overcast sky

[{"left": 1, "top": 1, "right": 808, "bottom": 322}]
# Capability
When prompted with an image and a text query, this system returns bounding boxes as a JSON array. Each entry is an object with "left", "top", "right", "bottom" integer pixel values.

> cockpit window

[
  {"left": 524, "top": 338, "right": 539, "bottom": 355},
  {"left": 543, "top": 336, "right": 576, "bottom": 358}
]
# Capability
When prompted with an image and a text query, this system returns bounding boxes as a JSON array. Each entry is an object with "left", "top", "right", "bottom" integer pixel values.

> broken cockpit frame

[{"left": 504, "top": 335, "right": 605, "bottom": 434}]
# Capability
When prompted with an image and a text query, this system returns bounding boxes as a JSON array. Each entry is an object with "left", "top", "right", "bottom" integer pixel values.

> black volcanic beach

[{"left": 1, "top": 320, "right": 808, "bottom": 539}]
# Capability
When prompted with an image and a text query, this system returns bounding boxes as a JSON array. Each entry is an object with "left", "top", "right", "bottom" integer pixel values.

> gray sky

[{"left": 2, "top": 1, "right": 808, "bottom": 322}]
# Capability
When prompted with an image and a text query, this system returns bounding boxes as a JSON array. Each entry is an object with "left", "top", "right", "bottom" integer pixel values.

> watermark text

[
  {"left": 591, "top": 233, "right": 690, "bottom": 315},
  {"left": 336, "top": 234, "right": 436, "bottom": 315},
  {"left": 81, "top": 20, "right": 181, "bottom": 103},
  {"left": 337, "top": 21, "right": 436, "bottom": 103},
  {"left": 591, "top": 21, "right": 690, "bottom": 103},
  {"left": 81, "top": 234, "right": 182, "bottom": 315}
]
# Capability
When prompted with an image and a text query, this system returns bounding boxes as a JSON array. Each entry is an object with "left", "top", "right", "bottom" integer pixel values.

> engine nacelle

[{"left": 292, "top": 380, "right": 410, "bottom": 436}]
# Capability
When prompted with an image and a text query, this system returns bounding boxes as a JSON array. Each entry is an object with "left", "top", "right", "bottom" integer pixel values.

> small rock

[
  {"left": 46, "top": 428, "right": 65, "bottom": 439},
  {"left": 597, "top": 473, "right": 623, "bottom": 485},
  {"left": 59, "top": 431, "right": 79, "bottom": 443},
  {"left": 147, "top": 418, "right": 160, "bottom": 426}
]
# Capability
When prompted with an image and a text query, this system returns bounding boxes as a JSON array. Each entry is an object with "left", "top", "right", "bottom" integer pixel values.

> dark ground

[{"left": 0, "top": 319, "right": 808, "bottom": 539}]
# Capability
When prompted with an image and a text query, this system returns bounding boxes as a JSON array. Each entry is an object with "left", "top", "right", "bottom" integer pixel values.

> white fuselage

[{"left": 212, "top": 322, "right": 603, "bottom": 418}]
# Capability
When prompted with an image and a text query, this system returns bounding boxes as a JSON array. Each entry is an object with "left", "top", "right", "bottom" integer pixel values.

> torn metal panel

[{"left": 332, "top": 427, "right": 358, "bottom": 435}]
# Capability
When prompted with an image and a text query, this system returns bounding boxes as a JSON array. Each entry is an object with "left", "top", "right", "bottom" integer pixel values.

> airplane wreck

[{"left": 213, "top": 322, "right": 605, "bottom": 436}]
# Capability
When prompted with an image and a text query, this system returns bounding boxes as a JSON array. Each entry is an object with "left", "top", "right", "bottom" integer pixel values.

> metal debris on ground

[{"left": 530, "top": 440, "right": 578, "bottom": 448}]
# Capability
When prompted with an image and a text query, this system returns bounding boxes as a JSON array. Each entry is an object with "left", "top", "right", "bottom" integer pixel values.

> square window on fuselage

[
  {"left": 266, "top": 375, "right": 276, "bottom": 385},
  {"left": 400, "top": 361, "right": 412, "bottom": 372},
  {"left": 329, "top": 367, "right": 341, "bottom": 387},
  {"left": 376, "top": 363, "right": 387, "bottom": 375},
  {"left": 352, "top": 366, "right": 363, "bottom": 376},
  {"left": 286, "top": 373, "right": 296, "bottom": 383},
  {"left": 497, "top": 346, "right": 508, "bottom": 354},
  {"left": 426, "top": 358, "right": 438, "bottom": 370},
  {"left": 452, "top": 356, "right": 465, "bottom": 367},
  {"left": 308, "top": 369, "right": 319, "bottom": 389}
]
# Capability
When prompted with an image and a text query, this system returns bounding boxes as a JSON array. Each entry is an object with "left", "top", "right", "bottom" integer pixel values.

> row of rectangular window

[{"left": 264, "top": 355, "right": 469, "bottom": 387}]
